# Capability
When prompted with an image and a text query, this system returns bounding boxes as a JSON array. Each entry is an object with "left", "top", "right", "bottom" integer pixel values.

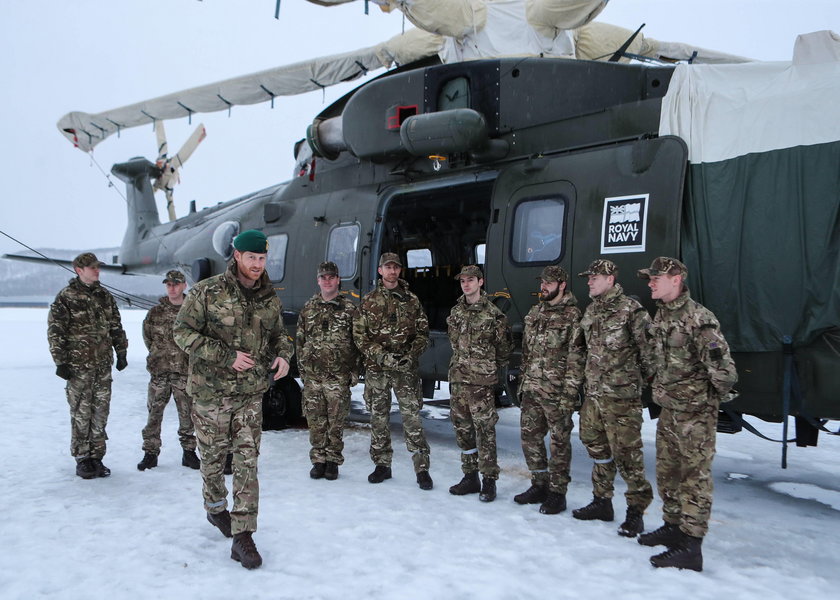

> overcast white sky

[{"left": 0, "top": 0, "right": 837, "bottom": 255}]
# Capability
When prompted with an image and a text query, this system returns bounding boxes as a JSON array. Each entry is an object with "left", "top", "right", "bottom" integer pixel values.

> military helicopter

[{"left": 10, "top": 1, "right": 840, "bottom": 453}]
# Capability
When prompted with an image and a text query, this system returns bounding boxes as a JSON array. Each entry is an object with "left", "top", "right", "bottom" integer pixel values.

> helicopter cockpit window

[
  {"left": 211, "top": 221, "right": 239, "bottom": 260},
  {"left": 265, "top": 233, "right": 289, "bottom": 282},
  {"left": 438, "top": 77, "right": 470, "bottom": 110},
  {"left": 326, "top": 224, "right": 359, "bottom": 279},
  {"left": 511, "top": 197, "right": 566, "bottom": 263}
]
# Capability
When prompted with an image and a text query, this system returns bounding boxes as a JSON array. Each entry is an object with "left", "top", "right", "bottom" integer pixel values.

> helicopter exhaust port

[
  {"left": 306, "top": 117, "right": 346, "bottom": 161},
  {"left": 400, "top": 108, "right": 509, "bottom": 163}
]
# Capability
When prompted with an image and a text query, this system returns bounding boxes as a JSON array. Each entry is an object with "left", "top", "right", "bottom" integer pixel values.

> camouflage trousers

[
  {"left": 65, "top": 362, "right": 112, "bottom": 460},
  {"left": 656, "top": 406, "right": 717, "bottom": 538},
  {"left": 364, "top": 370, "right": 430, "bottom": 473},
  {"left": 141, "top": 373, "right": 195, "bottom": 455},
  {"left": 579, "top": 395, "right": 653, "bottom": 510},
  {"left": 303, "top": 379, "right": 351, "bottom": 465},
  {"left": 519, "top": 391, "right": 574, "bottom": 494},
  {"left": 450, "top": 383, "right": 499, "bottom": 479},
  {"left": 192, "top": 394, "right": 262, "bottom": 536}
]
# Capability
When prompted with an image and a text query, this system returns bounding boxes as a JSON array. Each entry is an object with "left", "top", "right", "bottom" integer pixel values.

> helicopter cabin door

[{"left": 485, "top": 136, "right": 688, "bottom": 325}]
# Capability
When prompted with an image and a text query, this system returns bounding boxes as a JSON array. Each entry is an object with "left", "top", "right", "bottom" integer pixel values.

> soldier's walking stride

[
  {"left": 296, "top": 261, "right": 360, "bottom": 481},
  {"left": 137, "top": 270, "right": 199, "bottom": 471},
  {"left": 446, "top": 265, "right": 512, "bottom": 502},
  {"left": 353, "top": 252, "right": 433, "bottom": 490},
  {"left": 515, "top": 265, "right": 584, "bottom": 514},
  {"left": 48, "top": 252, "right": 128, "bottom": 479},
  {"left": 174, "top": 230, "right": 293, "bottom": 569},
  {"left": 637, "top": 257, "right": 737, "bottom": 572},
  {"left": 572, "top": 259, "right": 653, "bottom": 537}
]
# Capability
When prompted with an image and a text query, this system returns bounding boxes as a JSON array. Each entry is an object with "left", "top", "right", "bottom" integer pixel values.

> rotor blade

[
  {"left": 57, "top": 44, "right": 387, "bottom": 152},
  {"left": 155, "top": 120, "right": 168, "bottom": 161},
  {"left": 170, "top": 123, "right": 207, "bottom": 171}
]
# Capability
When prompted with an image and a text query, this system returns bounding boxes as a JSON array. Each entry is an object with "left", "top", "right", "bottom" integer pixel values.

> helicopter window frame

[
  {"left": 509, "top": 195, "right": 568, "bottom": 265},
  {"left": 265, "top": 233, "right": 289, "bottom": 282},
  {"left": 326, "top": 222, "right": 360, "bottom": 280}
]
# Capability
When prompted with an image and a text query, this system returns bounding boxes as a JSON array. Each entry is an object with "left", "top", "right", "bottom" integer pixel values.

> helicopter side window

[
  {"left": 406, "top": 248, "right": 432, "bottom": 269},
  {"left": 326, "top": 223, "right": 360, "bottom": 279},
  {"left": 474, "top": 243, "right": 486, "bottom": 267},
  {"left": 511, "top": 197, "right": 566, "bottom": 263},
  {"left": 265, "top": 233, "right": 289, "bottom": 282}
]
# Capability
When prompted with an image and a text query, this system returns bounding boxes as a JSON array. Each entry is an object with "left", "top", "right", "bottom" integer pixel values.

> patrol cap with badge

[
  {"left": 454, "top": 265, "right": 484, "bottom": 280},
  {"left": 378, "top": 252, "right": 402, "bottom": 267},
  {"left": 72, "top": 252, "right": 105, "bottom": 269},
  {"left": 577, "top": 259, "right": 618, "bottom": 277},
  {"left": 163, "top": 269, "right": 186, "bottom": 284},
  {"left": 538, "top": 265, "right": 568, "bottom": 283},
  {"left": 317, "top": 261, "right": 339, "bottom": 277},
  {"left": 636, "top": 256, "right": 688, "bottom": 280}
]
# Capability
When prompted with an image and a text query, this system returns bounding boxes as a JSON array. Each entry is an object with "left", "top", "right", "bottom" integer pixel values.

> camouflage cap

[
  {"left": 72, "top": 252, "right": 104, "bottom": 269},
  {"left": 378, "top": 252, "right": 402, "bottom": 267},
  {"left": 454, "top": 265, "right": 484, "bottom": 280},
  {"left": 578, "top": 259, "right": 618, "bottom": 277},
  {"left": 538, "top": 265, "right": 568, "bottom": 283},
  {"left": 317, "top": 261, "right": 339, "bottom": 277},
  {"left": 637, "top": 256, "right": 688, "bottom": 280},
  {"left": 163, "top": 269, "right": 186, "bottom": 284},
  {"left": 233, "top": 229, "right": 269, "bottom": 254}
]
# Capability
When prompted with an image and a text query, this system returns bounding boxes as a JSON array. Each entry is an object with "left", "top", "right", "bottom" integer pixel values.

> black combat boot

[
  {"left": 416, "top": 470, "right": 433, "bottom": 490},
  {"left": 479, "top": 477, "right": 497, "bottom": 502},
  {"left": 514, "top": 483, "right": 547, "bottom": 505},
  {"left": 618, "top": 507, "right": 645, "bottom": 537},
  {"left": 90, "top": 458, "right": 111, "bottom": 478},
  {"left": 231, "top": 532, "right": 263, "bottom": 569},
  {"left": 207, "top": 509, "right": 233, "bottom": 538},
  {"left": 310, "top": 462, "right": 326, "bottom": 479},
  {"left": 638, "top": 522, "right": 682, "bottom": 547},
  {"left": 182, "top": 450, "right": 200, "bottom": 470},
  {"left": 324, "top": 461, "right": 339, "bottom": 481},
  {"left": 224, "top": 453, "right": 233, "bottom": 475},
  {"left": 449, "top": 472, "right": 480, "bottom": 495},
  {"left": 650, "top": 533, "right": 703, "bottom": 572},
  {"left": 367, "top": 465, "right": 392, "bottom": 484},
  {"left": 539, "top": 491, "right": 567, "bottom": 514},
  {"left": 572, "top": 495, "right": 614, "bottom": 521},
  {"left": 75, "top": 458, "right": 97, "bottom": 480},
  {"left": 137, "top": 452, "right": 158, "bottom": 471}
]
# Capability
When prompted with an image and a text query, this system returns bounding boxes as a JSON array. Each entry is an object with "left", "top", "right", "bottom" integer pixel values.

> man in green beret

[
  {"left": 48, "top": 252, "right": 128, "bottom": 479},
  {"left": 174, "top": 229, "right": 294, "bottom": 569},
  {"left": 137, "top": 269, "right": 200, "bottom": 472}
]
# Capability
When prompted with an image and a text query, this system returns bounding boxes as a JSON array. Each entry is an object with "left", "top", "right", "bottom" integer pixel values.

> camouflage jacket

[
  {"left": 649, "top": 289, "right": 738, "bottom": 412},
  {"left": 143, "top": 296, "right": 189, "bottom": 376},
  {"left": 353, "top": 278, "right": 429, "bottom": 373},
  {"left": 173, "top": 262, "right": 294, "bottom": 400},
  {"left": 296, "top": 292, "right": 360, "bottom": 383},
  {"left": 520, "top": 292, "right": 584, "bottom": 401},
  {"left": 47, "top": 277, "right": 128, "bottom": 370},
  {"left": 447, "top": 292, "right": 513, "bottom": 386},
  {"left": 575, "top": 284, "right": 651, "bottom": 400}
]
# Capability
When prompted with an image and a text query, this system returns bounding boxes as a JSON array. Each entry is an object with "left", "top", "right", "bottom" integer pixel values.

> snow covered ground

[{"left": 1, "top": 308, "right": 837, "bottom": 599}]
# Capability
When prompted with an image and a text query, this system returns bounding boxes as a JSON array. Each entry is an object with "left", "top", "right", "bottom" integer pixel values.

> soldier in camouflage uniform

[
  {"left": 637, "top": 257, "right": 737, "bottom": 572},
  {"left": 572, "top": 259, "right": 654, "bottom": 538},
  {"left": 48, "top": 252, "right": 128, "bottom": 480},
  {"left": 137, "top": 270, "right": 200, "bottom": 472},
  {"left": 174, "top": 230, "right": 294, "bottom": 570},
  {"left": 514, "top": 265, "right": 584, "bottom": 514},
  {"left": 296, "top": 261, "right": 360, "bottom": 481},
  {"left": 352, "top": 252, "right": 433, "bottom": 491},
  {"left": 446, "top": 265, "right": 513, "bottom": 502}
]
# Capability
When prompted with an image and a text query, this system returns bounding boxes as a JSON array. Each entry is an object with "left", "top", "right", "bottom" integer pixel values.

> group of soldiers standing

[{"left": 48, "top": 234, "right": 736, "bottom": 574}]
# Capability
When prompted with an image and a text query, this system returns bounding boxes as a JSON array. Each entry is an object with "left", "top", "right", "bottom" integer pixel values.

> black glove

[
  {"left": 116, "top": 354, "right": 128, "bottom": 371},
  {"left": 55, "top": 364, "right": 72, "bottom": 380}
]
